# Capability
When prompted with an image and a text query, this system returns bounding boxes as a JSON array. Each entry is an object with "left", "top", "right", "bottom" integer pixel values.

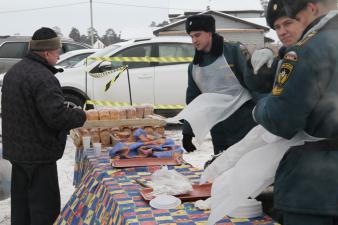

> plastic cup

[
  {"left": 93, "top": 143, "right": 102, "bottom": 156},
  {"left": 82, "top": 136, "right": 91, "bottom": 150}
]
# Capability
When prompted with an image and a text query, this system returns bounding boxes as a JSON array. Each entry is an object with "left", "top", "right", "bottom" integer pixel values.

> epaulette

[{"left": 296, "top": 31, "right": 318, "bottom": 47}]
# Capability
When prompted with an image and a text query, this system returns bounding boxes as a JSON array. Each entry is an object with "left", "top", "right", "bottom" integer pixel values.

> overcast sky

[{"left": 0, "top": 0, "right": 263, "bottom": 38}]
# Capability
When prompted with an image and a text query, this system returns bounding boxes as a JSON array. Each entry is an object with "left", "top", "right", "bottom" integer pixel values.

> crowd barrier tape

[
  {"left": 85, "top": 100, "right": 185, "bottom": 110},
  {"left": 88, "top": 66, "right": 126, "bottom": 78},
  {"left": 104, "top": 66, "right": 128, "bottom": 92},
  {"left": 88, "top": 56, "right": 193, "bottom": 63}
]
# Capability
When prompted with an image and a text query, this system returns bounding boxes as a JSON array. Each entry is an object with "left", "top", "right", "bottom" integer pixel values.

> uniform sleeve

[
  {"left": 34, "top": 75, "right": 86, "bottom": 131},
  {"left": 254, "top": 46, "right": 330, "bottom": 139}
]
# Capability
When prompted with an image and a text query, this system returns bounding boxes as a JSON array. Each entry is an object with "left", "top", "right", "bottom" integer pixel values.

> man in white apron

[{"left": 182, "top": 14, "right": 256, "bottom": 155}]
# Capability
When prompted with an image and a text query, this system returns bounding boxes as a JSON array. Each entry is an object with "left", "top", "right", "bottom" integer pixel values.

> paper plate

[
  {"left": 149, "top": 194, "right": 181, "bottom": 209},
  {"left": 228, "top": 199, "right": 263, "bottom": 218}
]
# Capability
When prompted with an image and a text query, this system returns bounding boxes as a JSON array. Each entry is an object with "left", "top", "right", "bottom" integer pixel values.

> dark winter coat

[
  {"left": 254, "top": 14, "right": 338, "bottom": 215},
  {"left": 1, "top": 52, "right": 86, "bottom": 163}
]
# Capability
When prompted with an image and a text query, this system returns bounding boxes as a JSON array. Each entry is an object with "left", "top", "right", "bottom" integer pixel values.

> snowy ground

[{"left": 0, "top": 126, "right": 214, "bottom": 225}]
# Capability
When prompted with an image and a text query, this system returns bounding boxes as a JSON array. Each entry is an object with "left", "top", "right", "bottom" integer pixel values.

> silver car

[{"left": 0, "top": 35, "right": 91, "bottom": 74}]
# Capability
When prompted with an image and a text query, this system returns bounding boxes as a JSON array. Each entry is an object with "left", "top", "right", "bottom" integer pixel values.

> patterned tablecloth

[{"left": 55, "top": 151, "right": 279, "bottom": 225}]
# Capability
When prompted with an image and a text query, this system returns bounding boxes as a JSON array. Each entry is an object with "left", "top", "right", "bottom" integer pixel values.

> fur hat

[
  {"left": 29, "top": 27, "right": 61, "bottom": 51},
  {"left": 185, "top": 14, "right": 216, "bottom": 34},
  {"left": 282, "top": 0, "right": 324, "bottom": 18},
  {"left": 266, "top": 0, "right": 287, "bottom": 29}
]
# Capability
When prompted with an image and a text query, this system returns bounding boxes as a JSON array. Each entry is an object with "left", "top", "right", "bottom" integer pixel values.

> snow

[{"left": 0, "top": 126, "right": 214, "bottom": 225}]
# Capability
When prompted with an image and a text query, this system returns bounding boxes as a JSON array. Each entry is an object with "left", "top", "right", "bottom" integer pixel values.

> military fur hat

[
  {"left": 266, "top": 0, "right": 287, "bottom": 29},
  {"left": 282, "top": 0, "right": 326, "bottom": 18},
  {"left": 185, "top": 14, "right": 216, "bottom": 34},
  {"left": 29, "top": 27, "right": 61, "bottom": 51}
]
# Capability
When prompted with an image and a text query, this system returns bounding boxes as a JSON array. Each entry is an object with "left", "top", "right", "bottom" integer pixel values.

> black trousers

[
  {"left": 10, "top": 161, "right": 60, "bottom": 225},
  {"left": 277, "top": 211, "right": 338, "bottom": 225}
]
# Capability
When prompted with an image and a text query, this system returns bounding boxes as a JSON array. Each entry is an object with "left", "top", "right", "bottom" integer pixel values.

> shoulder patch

[
  {"left": 296, "top": 31, "right": 318, "bottom": 46},
  {"left": 272, "top": 63, "right": 294, "bottom": 96},
  {"left": 284, "top": 51, "right": 298, "bottom": 62}
]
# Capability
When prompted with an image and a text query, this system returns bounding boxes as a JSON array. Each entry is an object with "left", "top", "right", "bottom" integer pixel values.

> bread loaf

[
  {"left": 109, "top": 108, "right": 120, "bottom": 120},
  {"left": 99, "top": 109, "right": 110, "bottom": 120},
  {"left": 99, "top": 128, "right": 111, "bottom": 145},
  {"left": 143, "top": 104, "right": 154, "bottom": 117},
  {"left": 90, "top": 128, "right": 100, "bottom": 143},
  {"left": 126, "top": 106, "right": 136, "bottom": 119},
  {"left": 86, "top": 109, "right": 99, "bottom": 120},
  {"left": 135, "top": 105, "right": 144, "bottom": 118},
  {"left": 119, "top": 107, "right": 127, "bottom": 120}
]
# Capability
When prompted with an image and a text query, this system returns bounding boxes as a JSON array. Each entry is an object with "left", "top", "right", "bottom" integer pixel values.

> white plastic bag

[
  {"left": 149, "top": 166, "right": 193, "bottom": 196},
  {"left": 0, "top": 150, "right": 11, "bottom": 200},
  {"left": 207, "top": 129, "right": 322, "bottom": 225},
  {"left": 166, "top": 92, "right": 251, "bottom": 144},
  {"left": 200, "top": 125, "right": 279, "bottom": 184}
]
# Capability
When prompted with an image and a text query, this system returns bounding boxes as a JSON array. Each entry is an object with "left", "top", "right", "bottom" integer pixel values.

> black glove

[{"left": 182, "top": 134, "right": 196, "bottom": 153}]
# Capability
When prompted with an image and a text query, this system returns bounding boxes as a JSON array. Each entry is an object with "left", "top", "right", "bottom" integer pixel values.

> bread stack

[{"left": 75, "top": 105, "right": 157, "bottom": 148}]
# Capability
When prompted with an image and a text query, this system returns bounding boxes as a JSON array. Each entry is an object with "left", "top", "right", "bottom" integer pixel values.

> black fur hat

[
  {"left": 282, "top": 0, "right": 323, "bottom": 18},
  {"left": 266, "top": 0, "right": 287, "bottom": 29},
  {"left": 185, "top": 14, "right": 216, "bottom": 34}
]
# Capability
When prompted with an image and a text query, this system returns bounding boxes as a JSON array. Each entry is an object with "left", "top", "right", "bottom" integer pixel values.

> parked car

[
  {"left": 0, "top": 36, "right": 194, "bottom": 111},
  {"left": 56, "top": 49, "right": 99, "bottom": 68},
  {"left": 0, "top": 35, "right": 91, "bottom": 73}
]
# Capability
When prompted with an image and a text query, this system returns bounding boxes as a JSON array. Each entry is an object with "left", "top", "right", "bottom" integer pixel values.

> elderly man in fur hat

[
  {"left": 1, "top": 27, "right": 86, "bottom": 225},
  {"left": 182, "top": 14, "right": 256, "bottom": 155}
]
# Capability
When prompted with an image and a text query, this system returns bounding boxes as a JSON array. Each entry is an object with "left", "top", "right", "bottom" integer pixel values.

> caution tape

[
  {"left": 85, "top": 100, "right": 185, "bottom": 110},
  {"left": 88, "top": 56, "right": 193, "bottom": 63},
  {"left": 104, "top": 67, "right": 128, "bottom": 92},
  {"left": 88, "top": 66, "right": 126, "bottom": 78}
]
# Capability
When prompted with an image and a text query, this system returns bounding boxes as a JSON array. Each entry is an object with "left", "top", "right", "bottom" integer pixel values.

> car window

[
  {"left": 57, "top": 53, "right": 94, "bottom": 68},
  {"left": 62, "top": 43, "right": 88, "bottom": 53},
  {"left": 0, "top": 42, "right": 28, "bottom": 58},
  {"left": 111, "top": 44, "right": 152, "bottom": 69},
  {"left": 158, "top": 43, "right": 194, "bottom": 66}
]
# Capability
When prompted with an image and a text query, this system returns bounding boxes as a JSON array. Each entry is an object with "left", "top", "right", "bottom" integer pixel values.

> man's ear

[{"left": 307, "top": 2, "right": 319, "bottom": 16}]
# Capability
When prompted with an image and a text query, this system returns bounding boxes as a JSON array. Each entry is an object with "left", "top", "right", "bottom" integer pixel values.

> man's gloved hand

[
  {"left": 182, "top": 134, "right": 196, "bottom": 153},
  {"left": 251, "top": 48, "right": 274, "bottom": 74}
]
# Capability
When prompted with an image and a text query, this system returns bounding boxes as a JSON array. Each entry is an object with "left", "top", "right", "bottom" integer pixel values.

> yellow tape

[
  {"left": 89, "top": 66, "right": 126, "bottom": 78},
  {"left": 85, "top": 100, "right": 185, "bottom": 110},
  {"left": 88, "top": 56, "right": 193, "bottom": 63},
  {"left": 104, "top": 67, "right": 128, "bottom": 92}
]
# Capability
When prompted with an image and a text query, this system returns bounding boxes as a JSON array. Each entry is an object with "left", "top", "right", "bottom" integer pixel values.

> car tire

[{"left": 63, "top": 93, "right": 85, "bottom": 109}]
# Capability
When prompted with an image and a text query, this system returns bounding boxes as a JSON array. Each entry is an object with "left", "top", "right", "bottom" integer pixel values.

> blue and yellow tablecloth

[{"left": 55, "top": 151, "right": 279, "bottom": 225}]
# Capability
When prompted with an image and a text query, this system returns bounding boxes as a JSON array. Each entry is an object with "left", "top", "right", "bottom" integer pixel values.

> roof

[
  {"left": 0, "top": 35, "right": 91, "bottom": 47},
  {"left": 169, "top": 9, "right": 264, "bottom": 18},
  {"left": 153, "top": 10, "right": 269, "bottom": 35},
  {"left": 244, "top": 17, "right": 278, "bottom": 43}
]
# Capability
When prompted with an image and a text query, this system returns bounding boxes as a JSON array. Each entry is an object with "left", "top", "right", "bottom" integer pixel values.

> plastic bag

[
  {"left": 149, "top": 166, "right": 193, "bottom": 196},
  {"left": 0, "top": 150, "right": 11, "bottom": 200},
  {"left": 166, "top": 92, "right": 251, "bottom": 144},
  {"left": 207, "top": 128, "right": 322, "bottom": 225},
  {"left": 200, "top": 125, "right": 278, "bottom": 184}
]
